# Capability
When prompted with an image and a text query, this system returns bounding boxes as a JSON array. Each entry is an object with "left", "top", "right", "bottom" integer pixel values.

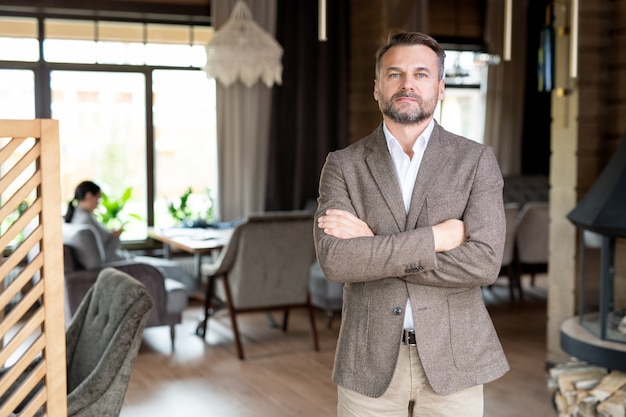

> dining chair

[
  {"left": 196, "top": 211, "right": 319, "bottom": 360},
  {"left": 515, "top": 201, "right": 550, "bottom": 287}
]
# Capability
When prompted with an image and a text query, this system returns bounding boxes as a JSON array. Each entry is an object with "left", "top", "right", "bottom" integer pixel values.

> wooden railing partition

[{"left": 0, "top": 120, "right": 67, "bottom": 416}]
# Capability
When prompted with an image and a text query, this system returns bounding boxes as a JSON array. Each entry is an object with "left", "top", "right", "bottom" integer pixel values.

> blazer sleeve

[
  {"left": 404, "top": 146, "right": 505, "bottom": 287},
  {"left": 314, "top": 146, "right": 505, "bottom": 288}
]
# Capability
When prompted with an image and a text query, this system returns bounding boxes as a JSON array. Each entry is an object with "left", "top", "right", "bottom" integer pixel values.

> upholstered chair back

[
  {"left": 65, "top": 267, "right": 153, "bottom": 416},
  {"left": 213, "top": 211, "right": 316, "bottom": 309},
  {"left": 515, "top": 201, "right": 550, "bottom": 264},
  {"left": 502, "top": 203, "right": 520, "bottom": 266},
  {"left": 61, "top": 224, "right": 106, "bottom": 270}
]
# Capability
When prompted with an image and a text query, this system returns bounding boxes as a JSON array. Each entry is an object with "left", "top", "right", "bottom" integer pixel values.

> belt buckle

[{"left": 403, "top": 329, "right": 416, "bottom": 346}]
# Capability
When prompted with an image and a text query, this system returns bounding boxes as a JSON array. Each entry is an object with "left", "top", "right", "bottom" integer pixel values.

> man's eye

[
  {"left": 416, "top": 73, "right": 427, "bottom": 78},
  {"left": 389, "top": 73, "right": 400, "bottom": 78}
]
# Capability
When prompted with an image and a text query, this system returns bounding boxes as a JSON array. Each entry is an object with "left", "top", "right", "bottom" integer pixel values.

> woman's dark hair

[
  {"left": 375, "top": 31, "right": 446, "bottom": 80},
  {"left": 64, "top": 180, "right": 101, "bottom": 223}
]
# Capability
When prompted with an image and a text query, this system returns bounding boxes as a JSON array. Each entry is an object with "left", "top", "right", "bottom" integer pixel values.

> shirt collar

[{"left": 383, "top": 119, "right": 435, "bottom": 154}]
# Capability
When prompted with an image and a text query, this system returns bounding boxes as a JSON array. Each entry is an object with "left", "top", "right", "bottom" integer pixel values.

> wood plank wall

[
  {"left": 547, "top": 0, "right": 626, "bottom": 364},
  {"left": 428, "top": 0, "right": 484, "bottom": 41},
  {"left": 348, "top": 0, "right": 386, "bottom": 143},
  {"left": 610, "top": 0, "right": 626, "bottom": 143}
]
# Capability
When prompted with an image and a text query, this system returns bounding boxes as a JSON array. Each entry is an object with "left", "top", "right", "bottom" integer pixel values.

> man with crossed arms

[{"left": 314, "top": 32, "right": 509, "bottom": 416}]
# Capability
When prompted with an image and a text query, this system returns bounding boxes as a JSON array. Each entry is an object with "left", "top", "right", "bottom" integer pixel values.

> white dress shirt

[{"left": 383, "top": 119, "right": 434, "bottom": 330}]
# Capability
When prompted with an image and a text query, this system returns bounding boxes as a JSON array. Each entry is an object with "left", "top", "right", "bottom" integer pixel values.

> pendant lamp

[{"left": 205, "top": 0, "right": 283, "bottom": 88}]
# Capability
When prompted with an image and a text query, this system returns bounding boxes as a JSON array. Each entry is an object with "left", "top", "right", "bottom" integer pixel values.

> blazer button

[{"left": 393, "top": 307, "right": 403, "bottom": 315}]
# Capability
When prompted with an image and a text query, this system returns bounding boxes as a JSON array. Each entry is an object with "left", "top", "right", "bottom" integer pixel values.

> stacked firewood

[{"left": 550, "top": 361, "right": 626, "bottom": 417}]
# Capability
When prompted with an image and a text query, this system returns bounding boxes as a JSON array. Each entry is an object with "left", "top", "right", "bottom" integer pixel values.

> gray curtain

[
  {"left": 212, "top": 0, "right": 278, "bottom": 221},
  {"left": 265, "top": 0, "right": 349, "bottom": 211},
  {"left": 483, "top": 0, "right": 529, "bottom": 176}
]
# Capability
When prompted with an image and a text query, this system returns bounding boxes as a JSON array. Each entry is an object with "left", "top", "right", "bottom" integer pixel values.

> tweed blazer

[{"left": 314, "top": 122, "right": 510, "bottom": 397}]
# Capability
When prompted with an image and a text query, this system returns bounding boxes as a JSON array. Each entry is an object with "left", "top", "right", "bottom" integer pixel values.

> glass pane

[
  {"left": 96, "top": 41, "right": 146, "bottom": 65},
  {"left": 444, "top": 51, "right": 486, "bottom": 86},
  {"left": 437, "top": 88, "right": 486, "bottom": 143},
  {"left": 0, "top": 70, "right": 35, "bottom": 119},
  {"left": 51, "top": 71, "right": 148, "bottom": 240},
  {"left": 44, "top": 39, "right": 96, "bottom": 63},
  {"left": 145, "top": 43, "right": 196, "bottom": 67},
  {"left": 153, "top": 70, "right": 217, "bottom": 228},
  {"left": 0, "top": 38, "right": 39, "bottom": 62},
  {"left": 435, "top": 50, "right": 489, "bottom": 143}
]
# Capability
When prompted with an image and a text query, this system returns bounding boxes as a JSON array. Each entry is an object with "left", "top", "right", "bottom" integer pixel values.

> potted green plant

[
  {"left": 167, "top": 187, "right": 214, "bottom": 227},
  {"left": 96, "top": 186, "right": 142, "bottom": 230},
  {"left": 167, "top": 187, "right": 194, "bottom": 226}
]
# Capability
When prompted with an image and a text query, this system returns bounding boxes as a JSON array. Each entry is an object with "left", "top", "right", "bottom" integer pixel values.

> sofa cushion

[
  {"left": 164, "top": 278, "right": 188, "bottom": 315},
  {"left": 62, "top": 224, "right": 105, "bottom": 270}
]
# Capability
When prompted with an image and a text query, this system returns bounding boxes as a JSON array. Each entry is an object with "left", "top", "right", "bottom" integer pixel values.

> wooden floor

[{"left": 122, "top": 275, "right": 555, "bottom": 417}]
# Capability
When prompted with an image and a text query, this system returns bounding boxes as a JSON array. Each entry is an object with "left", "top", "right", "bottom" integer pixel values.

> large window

[
  {"left": 0, "top": 16, "right": 216, "bottom": 241},
  {"left": 152, "top": 70, "right": 217, "bottom": 230},
  {"left": 50, "top": 70, "right": 148, "bottom": 238}
]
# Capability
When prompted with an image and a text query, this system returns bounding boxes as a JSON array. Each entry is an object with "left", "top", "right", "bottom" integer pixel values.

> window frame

[{"left": 0, "top": 13, "right": 214, "bottom": 245}]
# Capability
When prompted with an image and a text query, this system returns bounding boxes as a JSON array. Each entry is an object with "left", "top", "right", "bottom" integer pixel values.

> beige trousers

[{"left": 337, "top": 344, "right": 484, "bottom": 417}]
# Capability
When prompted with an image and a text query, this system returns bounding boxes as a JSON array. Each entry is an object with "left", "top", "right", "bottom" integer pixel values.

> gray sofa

[{"left": 62, "top": 223, "right": 188, "bottom": 347}]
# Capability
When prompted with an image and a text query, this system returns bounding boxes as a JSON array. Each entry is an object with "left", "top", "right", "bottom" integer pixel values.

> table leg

[
  {"left": 196, "top": 274, "right": 216, "bottom": 338},
  {"left": 194, "top": 252, "right": 202, "bottom": 282}
]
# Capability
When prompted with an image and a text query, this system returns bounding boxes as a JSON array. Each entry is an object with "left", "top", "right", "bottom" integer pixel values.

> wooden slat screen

[{"left": 0, "top": 119, "right": 67, "bottom": 416}]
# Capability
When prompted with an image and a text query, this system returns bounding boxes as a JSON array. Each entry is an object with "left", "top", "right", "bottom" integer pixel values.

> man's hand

[
  {"left": 432, "top": 219, "right": 466, "bottom": 252},
  {"left": 317, "top": 209, "right": 374, "bottom": 239}
]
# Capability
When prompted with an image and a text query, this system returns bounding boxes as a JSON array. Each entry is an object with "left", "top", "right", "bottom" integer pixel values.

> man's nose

[{"left": 400, "top": 77, "right": 415, "bottom": 90}]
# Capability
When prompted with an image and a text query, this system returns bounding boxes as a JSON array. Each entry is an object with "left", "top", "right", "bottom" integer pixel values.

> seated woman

[{"left": 64, "top": 181, "right": 197, "bottom": 296}]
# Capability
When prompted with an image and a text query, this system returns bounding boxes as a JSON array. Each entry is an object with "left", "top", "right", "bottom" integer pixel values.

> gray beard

[
  {"left": 382, "top": 106, "right": 432, "bottom": 125},
  {"left": 380, "top": 92, "right": 434, "bottom": 125}
]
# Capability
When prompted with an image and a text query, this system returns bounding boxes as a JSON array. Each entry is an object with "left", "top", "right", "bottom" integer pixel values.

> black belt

[{"left": 402, "top": 329, "right": 416, "bottom": 346}]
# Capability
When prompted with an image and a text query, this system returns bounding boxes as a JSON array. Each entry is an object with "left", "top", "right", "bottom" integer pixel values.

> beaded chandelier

[{"left": 205, "top": 0, "right": 283, "bottom": 88}]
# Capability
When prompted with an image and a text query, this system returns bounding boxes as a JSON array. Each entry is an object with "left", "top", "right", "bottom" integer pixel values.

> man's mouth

[{"left": 393, "top": 92, "right": 420, "bottom": 103}]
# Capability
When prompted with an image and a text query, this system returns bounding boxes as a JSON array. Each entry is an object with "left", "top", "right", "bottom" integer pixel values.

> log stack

[{"left": 550, "top": 361, "right": 626, "bottom": 417}]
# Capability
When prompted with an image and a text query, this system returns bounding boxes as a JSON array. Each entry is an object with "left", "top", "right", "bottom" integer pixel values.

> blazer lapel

[
  {"left": 365, "top": 128, "right": 407, "bottom": 231},
  {"left": 406, "top": 123, "right": 452, "bottom": 229}
]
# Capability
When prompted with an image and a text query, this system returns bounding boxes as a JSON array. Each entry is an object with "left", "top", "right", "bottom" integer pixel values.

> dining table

[{"left": 147, "top": 226, "right": 233, "bottom": 286}]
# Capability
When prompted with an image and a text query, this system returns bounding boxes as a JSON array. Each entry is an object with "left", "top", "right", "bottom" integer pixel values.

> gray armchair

[
  {"left": 0, "top": 268, "right": 152, "bottom": 416},
  {"left": 66, "top": 267, "right": 153, "bottom": 416},
  {"left": 196, "top": 211, "right": 319, "bottom": 360},
  {"left": 62, "top": 223, "right": 187, "bottom": 347}
]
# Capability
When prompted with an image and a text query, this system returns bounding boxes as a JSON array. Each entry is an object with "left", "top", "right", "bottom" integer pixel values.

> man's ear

[
  {"left": 438, "top": 78, "right": 445, "bottom": 101},
  {"left": 373, "top": 79, "right": 379, "bottom": 101}
]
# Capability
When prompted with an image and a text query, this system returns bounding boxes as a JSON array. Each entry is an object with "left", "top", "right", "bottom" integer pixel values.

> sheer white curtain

[
  {"left": 483, "top": 0, "right": 528, "bottom": 176},
  {"left": 212, "top": 0, "right": 277, "bottom": 221}
]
